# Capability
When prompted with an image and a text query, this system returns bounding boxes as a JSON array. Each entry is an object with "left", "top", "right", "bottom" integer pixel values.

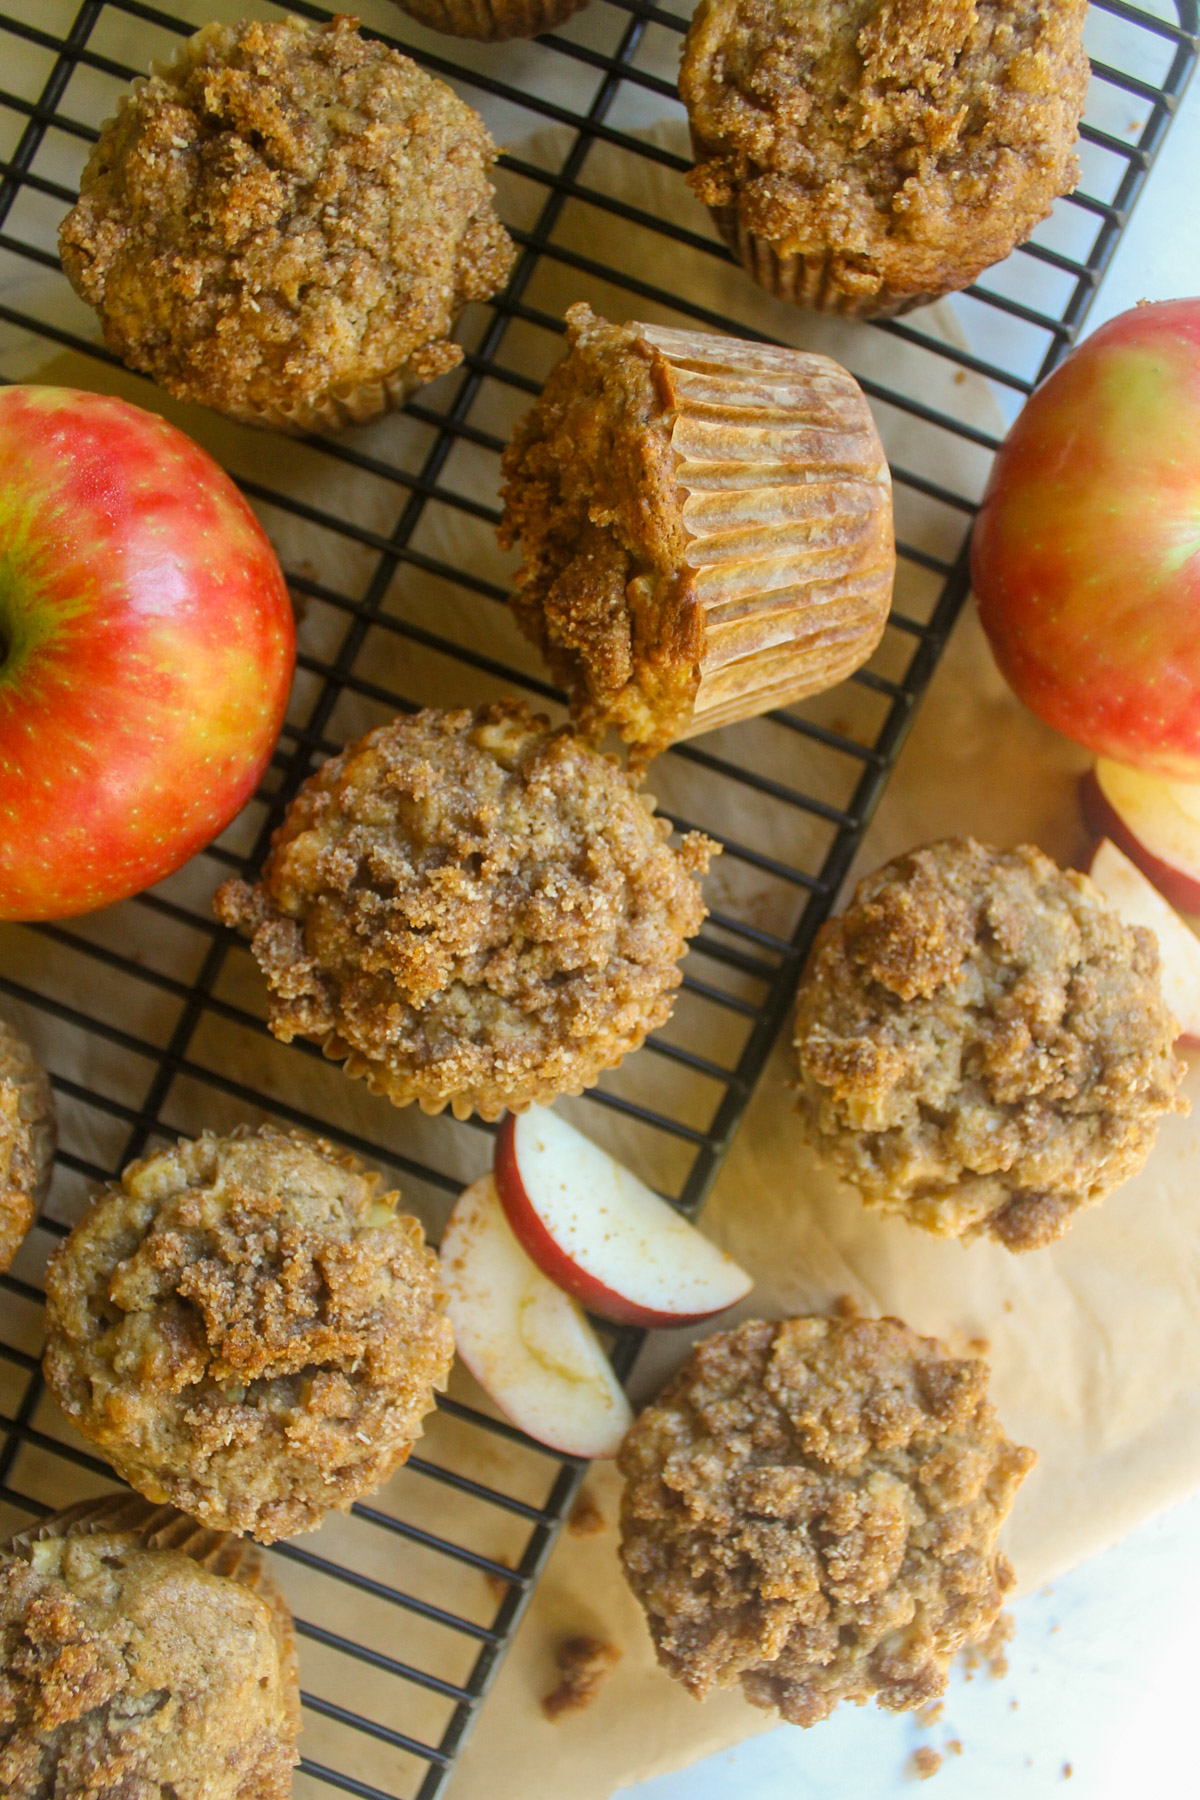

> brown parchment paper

[{"left": 2, "top": 32, "right": 1198, "bottom": 1795}]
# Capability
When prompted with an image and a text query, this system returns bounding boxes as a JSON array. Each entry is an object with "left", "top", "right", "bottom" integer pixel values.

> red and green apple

[
  {"left": 972, "top": 298, "right": 1200, "bottom": 778},
  {"left": 0, "top": 385, "right": 294, "bottom": 921}
]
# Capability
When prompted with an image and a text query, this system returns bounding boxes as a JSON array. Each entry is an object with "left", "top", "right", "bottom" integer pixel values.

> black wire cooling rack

[{"left": 0, "top": 1, "right": 1196, "bottom": 1796}]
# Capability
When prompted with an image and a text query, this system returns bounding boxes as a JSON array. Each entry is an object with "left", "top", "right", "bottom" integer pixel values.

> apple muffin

[
  {"left": 681, "top": 0, "right": 1090, "bottom": 316},
  {"left": 42, "top": 1126, "right": 453, "bottom": 1542},
  {"left": 0, "top": 1495, "right": 300, "bottom": 1798},
  {"left": 619, "top": 1315, "right": 1035, "bottom": 1725},
  {"left": 0, "top": 1015, "right": 55, "bottom": 1273},
  {"left": 499, "top": 303, "right": 894, "bottom": 761},
  {"left": 58, "top": 16, "right": 515, "bottom": 432},
  {"left": 793, "top": 840, "right": 1186, "bottom": 1251},
  {"left": 214, "top": 702, "right": 716, "bottom": 1120}
]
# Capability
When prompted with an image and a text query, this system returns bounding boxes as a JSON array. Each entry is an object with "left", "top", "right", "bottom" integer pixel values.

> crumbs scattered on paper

[
  {"left": 909, "top": 1747, "right": 943, "bottom": 1780},
  {"left": 568, "top": 1489, "right": 607, "bottom": 1539},
  {"left": 541, "top": 1636, "right": 622, "bottom": 1720}
]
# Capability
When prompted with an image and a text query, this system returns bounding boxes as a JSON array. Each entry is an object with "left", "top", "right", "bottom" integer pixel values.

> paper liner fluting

[
  {"left": 706, "top": 201, "right": 939, "bottom": 321},
  {"left": 637, "top": 321, "right": 895, "bottom": 740},
  {"left": 390, "top": 0, "right": 591, "bottom": 39}
]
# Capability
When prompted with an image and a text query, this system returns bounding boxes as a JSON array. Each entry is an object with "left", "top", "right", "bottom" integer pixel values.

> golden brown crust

[
  {"left": 681, "top": 0, "right": 1089, "bottom": 306},
  {"left": 793, "top": 840, "right": 1187, "bottom": 1251},
  {"left": 0, "top": 1018, "right": 55, "bottom": 1274},
  {"left": 389, "top": 0, "right": 591, "bottom": 39},
  {"left": 42, "top": 1126, "right": 453, "bottom": 1542},
  {"left": 214, "top": 702, "right": 716, "bottom": 1119},
  {"left": 58, "top": 17, "right": 514, "bottom": 430},
  {"left": 618, "top": 1316, "right": 1034, "bottom": 1725},
  {"left": 0, "top": 1517, "right": 299, "bottom": 1798},
  {"left": 500, "top": 304, "right": 894, "bottom": 757}
]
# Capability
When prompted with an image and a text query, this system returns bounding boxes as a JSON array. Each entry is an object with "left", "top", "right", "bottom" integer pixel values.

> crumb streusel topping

[
  {"left": 59, "top": 16, "right": 515, "bottom": 424},
  {"left": 214, "top": 702, "right": 716, "bottom": 1120},
  {"left": 0, "top": 1527, "right": 299, "bottom": 1798},
  {"left": 793, "top": 840, "right": 1186, "bottom": 1251},
  {"left": 0, "top": 1017, "right": 55, "bottom": 1274},
  {"left": 681, "top": 0, "right": 1089, "bottom": 301},
  {"left": 619, "top": 1315, "right": 1034, "bottom": 1725},
  {"left": 43, "top": 1127, "right": 453, "bottom": 1542}
]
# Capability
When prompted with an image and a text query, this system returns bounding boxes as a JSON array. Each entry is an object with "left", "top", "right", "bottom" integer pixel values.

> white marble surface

[{"left": 625, "top": 34, "right": 1200, "bottom": 1800}]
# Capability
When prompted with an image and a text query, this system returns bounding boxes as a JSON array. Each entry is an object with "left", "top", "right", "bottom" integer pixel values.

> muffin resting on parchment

[
  {"left": 793, "top": 839, "right": 1185, "bottom": 1251},
  {"left": 500, "top": 303, "right": 894, "bottom": 760},
  {"left": 214, "top": 701, "right": 716, "bottom": 1120},
  {"left": 619, "top": 1315, "right": 1035, "bottom": 1725},
  {"left": 58, "top": 16, "right": 515, "bottom": 432},
  {"left": 680, "top": 0, "right": 1090, "bottom": 316},
  {"left": 0, "top": 1495, "right": 300, "bottom": 1798},
  {"left": 42, "top": 1126, "right": 453, "bottom": 1542},
  {"left": 0, "top": 1014, "right": 55, "bottom": 1273}
]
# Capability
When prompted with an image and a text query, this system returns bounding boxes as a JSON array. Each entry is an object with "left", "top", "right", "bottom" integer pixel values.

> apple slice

[
  {"left": 440, "top": 1174, "right": 633, "bottom": 1458},
  {"left": 494, "top": 1108, "right": 753, "bottom": 1329},
  {"left": 1087, "top": 839, "right": 1200, "bottom": 1045},
  {"left": 1081, "top": 760, "right": 1200, "bottom": 913}
]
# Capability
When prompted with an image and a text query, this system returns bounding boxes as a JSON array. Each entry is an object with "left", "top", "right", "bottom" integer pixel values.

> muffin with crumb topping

[
  {"left": 681, "top": 0, "right": 1090, "bottom": 316},
  {"left": 43, "top": 1125, "right": 453, "bottom": 1542},
  {"left": 0, "top": 1014, "right": 55, "bottom": 1272},
  {"left": 214, "top": 701, "right": 716, "bottom": 1120},
  {"left": 793, "top": 839, "right": 1185, "bottom": 1250},
  {"left": 619, "top": 1314, "right": 1034, "bottom": 1725},
  {"left": 58, "top": 16, "right": 515, "bottom": 431},
  {"left": 0, "top": 1495, "right": 300, "bottom": 1798}
]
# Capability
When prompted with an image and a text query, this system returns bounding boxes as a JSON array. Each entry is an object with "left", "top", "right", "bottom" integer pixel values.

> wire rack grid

[{"left": 0, "top": 1, "right": 1195, "bottom": 1796}]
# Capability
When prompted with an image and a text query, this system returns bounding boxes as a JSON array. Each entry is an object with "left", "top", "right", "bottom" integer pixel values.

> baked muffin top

[
  {"left": 43, "top": 1126, "right": 453, "bottom": 1541},
  {"left": 0, "top": 1018, "right": 55, "bottom": 1274},
  {"left": 58, "top": 16, "right": 515, "bottom": 424},
  {"left": 0, "top": 1524, "right": 298, "bottom": 1798},
  {"left": 681, "top": 0, "right": 1089, "bottom": 301},
  {"left": 500, "top": 304, "right": 699, "bottom": 751},
  {"left": 619, "top": 1315, "right": 1034, "bottom": 1725},
  {"left": 793, "top": 840, "right": 1185, "bottom": 1251},
  {"left": 214, "top": 702, "right": 716, "bottom": 1120}
]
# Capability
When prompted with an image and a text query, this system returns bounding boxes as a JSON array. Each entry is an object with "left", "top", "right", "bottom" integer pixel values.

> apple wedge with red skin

[
  {"left": 1080, "top": 760, "right": 1200, "bottom": 915},
  {"left": 440, "top": 1174, "right": 633, "bottom": 1459},
  {"left": 494, "top": 1107, "right": 753, "bottom": 1329},
  {"left": 0, "top": 386, "right": 294, "bottom": 921},
  {"left": 1087, "top": 839, "right": 1200, "bottom": 1046}
]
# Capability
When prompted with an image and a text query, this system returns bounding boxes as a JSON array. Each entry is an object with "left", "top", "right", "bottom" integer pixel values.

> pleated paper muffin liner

[
  {"left": 391, "top": 0, "right": 591, "bottom": 40},
  {"left": 632, "top": 320, "right": 895, "bottom": 742},
  {"left": 706, "top": 201, "right": 942, "bottom": 321}
]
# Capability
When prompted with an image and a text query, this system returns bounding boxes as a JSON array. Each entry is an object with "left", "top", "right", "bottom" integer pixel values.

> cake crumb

[
  {"left": 568, "top": 1490, "right": 606, "bottom": 1539},
  {"left": 833, "top": 1292, "right": 865, "bottom": 1319},
  {"left": 1063, "top": 1764, "right": 1074, "bottom": 1779},
  {"left": 909, "top": 1747, "right": 943, "bottom": 1781},
  {"left": 967, "top": 1336, "right": 989, "bottom": 1355},
  {"left": 1003, "top": 1300, "right": 1014, "bottom": 1313},
  {"left": 541, "top": 1636, "right": 621, "bottom": 1720},
  {"left": 484, "top": 1556, "right": 513, "bottom": 1603},
  {"left": 917, "top": 1702, "right": 944, "bottom": 1727},
  {"left": 946, "top": 1739, "right": 963, "bottom": 1757}
]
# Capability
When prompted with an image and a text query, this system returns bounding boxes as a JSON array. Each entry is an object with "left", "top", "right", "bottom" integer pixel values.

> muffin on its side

[
  {"left": 390, "top": 0, "right": 590, "bottom": 40},
  {"left": 0, "top": 1015, "right": 55, "bottom": 1272},
  {"left": 214, "top": 701, "right": 716, "bottom": 1120},
  {"left": 793, "top": 840, "right": 1185, "bottom": 1251},
  {"left": 58, "top": 16, "right": 515, "bottom": 432},
  {"left": 619, "top": 1315, "right": 1034, "bottom": 1725},
  {"left": 681, "top": 0, "right": 1090, "bottom": 317},
  {"left": 500, "top": 304, "right": 894, "bottom": 760},
  {"left": 43, "top": 1126, "right": 453, "bottom": 1542},
  {"left": 0, "top": 1496, "right": 300, "bottom": 1798}
]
